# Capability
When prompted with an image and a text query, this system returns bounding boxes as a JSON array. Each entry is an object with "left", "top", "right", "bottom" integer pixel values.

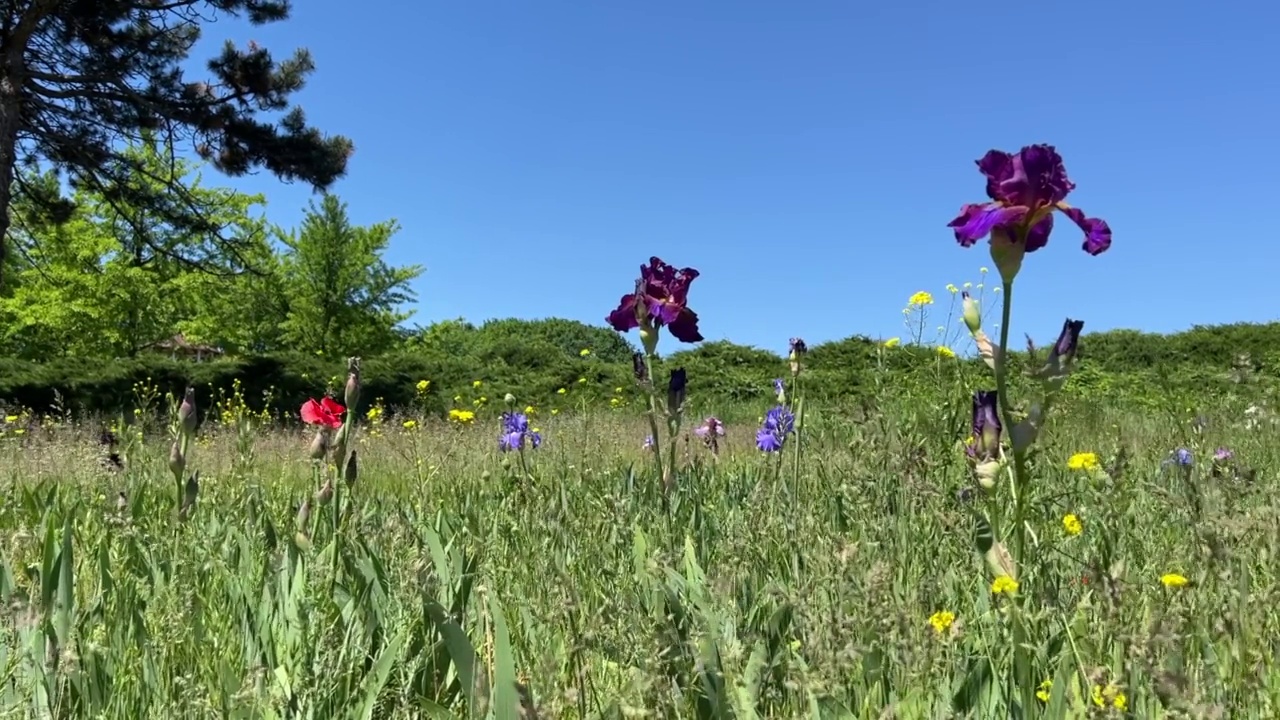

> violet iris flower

[
  {"left": 756, "top": 405, "right": 795, "bottom": 453},
  {"left": 498, "top": 412, "right": 541, "bottom": 452},
  {"left": 948, "top": 145, "right": 1112, "bottom": 256},
  {"left": 606, "top": 257, "right": 704, "bottom": 343},
  {"left": 971, "top": 390, "right": 1002, "bottom": 460},
  {"left": 1052, "top": 319, "right": 1085, "bottom": 364}
]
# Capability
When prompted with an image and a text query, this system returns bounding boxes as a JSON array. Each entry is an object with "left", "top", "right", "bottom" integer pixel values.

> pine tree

[{"left": 0, "top": 0, "right": 353, "bottom": 288}]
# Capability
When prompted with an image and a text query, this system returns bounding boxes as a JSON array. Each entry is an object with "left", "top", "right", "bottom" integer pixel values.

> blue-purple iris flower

[
  {"left": 1160, "top": 447, "right": 1193, "bottom": 469},
  {"left": 498, "top": 412, "right": 541, "bottom": 452},
  {"left": 756, "top": 405, "right": 795, "bottom": 453},
  {"left": 948, "top": 144, "right": 1112, "bottom": 256},
  {"left": 971, "top": 390, "right": 1002, "bottom": 461}
]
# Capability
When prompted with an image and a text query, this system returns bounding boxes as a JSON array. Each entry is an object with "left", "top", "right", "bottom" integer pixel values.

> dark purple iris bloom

[
  {"left": 606, "top": 257, "right": 704, "bottom": 343},
  {"left": 498, "top": 412, "right": 542, "bottom": 452},
  {"left": 1172, "top": 448, "right": 1193, "bottom": 466},
  {"left": 971, "top": 390, "right": 1001, "bottom": 460},
  {"left": 948, "top": 145, "right": 1112, "bottom": 256},
  {"left": 789, "top": 338, "right": 807, "bottom": 356},
  {"left": 756, "top": 405, "right": 795, "bottom": 453},
  {"left": 1052, "top": 319, "right": 1085, "bottom": 363}
]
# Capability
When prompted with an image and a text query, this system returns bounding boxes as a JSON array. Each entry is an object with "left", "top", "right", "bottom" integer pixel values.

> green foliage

[
  {"left": 276, "top": 194, "right": 423, "bottom": 357},
  {"left": 0, "top": 0, "right": 350, "bottom": 281},
  {"left": 3, "top": 319, "right": 1278, "bottom": 420},
  {"left": 0, "top": 372, "right": 1276, "bottom": 716},
  {"left": 0, "top": 139, "right": 270, "bottom": 358}
]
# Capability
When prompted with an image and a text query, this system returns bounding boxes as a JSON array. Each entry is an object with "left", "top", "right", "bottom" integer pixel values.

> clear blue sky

[{"left": 194, "top": 1, "right": 1278, "bottom": 356}]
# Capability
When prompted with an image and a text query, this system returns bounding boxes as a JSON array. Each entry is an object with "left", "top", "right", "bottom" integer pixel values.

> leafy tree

[
  {"left": 0, "top": 138, "right": 269, "bottom": 357},
  {"left": 277, "top": 194, "right": 423, "bottom": 356},
  {"left": 0, "top": 0, "right": 352, "bottom": 289}
]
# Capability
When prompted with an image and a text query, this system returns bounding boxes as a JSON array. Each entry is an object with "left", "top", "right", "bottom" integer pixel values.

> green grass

[{"left": 1, "top": 388, "right": 1279, "bottom": 719}]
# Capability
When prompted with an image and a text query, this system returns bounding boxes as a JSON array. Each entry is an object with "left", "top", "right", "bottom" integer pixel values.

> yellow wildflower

[
  {"left": 883, "top": 337, "right": 901, "bottom": 348},
  {"left": 453, "top": 394, "right": 462, "bottom": 402},
  {"left": 551, "top": 408, "right": 559, "bottom": 415},
  {"left": 1062, "top": 513, "right": 1083, "bottom": 536},
  {"left": 366, "top": 406, "right": 383, "bottom": 422},
  {"left": 403, "top": 420, "right": 417, "bottom": 429},
  {"left": 1035, "top": 679, "right": 1052, "bottom": 703},
  {"left": 524, "top": 405, "right": 536, "bottom": 416},
  {"left": 1066, "top": 452, "right": 1099, "bottom": 471},
  {"left": 578, "top": 377, "right": 587, "bottom": 384},
  {"left": 1160, "top": 573, "right": 1188, "bottom": 589},
  {"left": 990, "top": 576, "right": 1019, "bottom": 595},
  {"left": 557, "top": 387, "right": 567, "bottom": 395},
  {"left": 945, "top": 283, "right": 959, "bottom": 294},
  {"left": 614, "top": 386, "right": 623, "bottom": 394},
  {"left": 416, "top": 379, "right": 430, "bottom": 393},
  {"left": 472, "top": 380, "right": 482, "bottom": 389},
  {"left": 908, "top": 290, "right": 934, "bottom": 307},
  {"left": 448, "top": 409, "right": 476, "bottom": 424},
  {"left": 579, "top": 348, "right": 591, "bottom": 357},
  {"left": 609, "top": 398, "right": 622, "bottom": 408},
  {"left": 1091, "top": 684, "right": 1125, "bottom": 710},
  {"left": 927, "top": 610, "right": 955, "bottom": 635},
  {"left": 935, "top": 346, "right": 956, "bottom": 359},
  {"left": 3, "top": 415, "right": 16, "bottom": 423}
]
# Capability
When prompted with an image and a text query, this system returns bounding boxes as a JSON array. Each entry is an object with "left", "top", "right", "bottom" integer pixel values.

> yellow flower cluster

[
  {"left": 448, "top": 408, "right": 476, "bottom": 425},
  {"left": 1091, "top": 684, "right": 1127, "bottom": 711},
  {"left": 907, "top": 291, "right": 934, "bottom": 307},
  {"left": 990, "top": 576, "right": 1019, "bottom": 595},
  {"left": 927, "top": 610, "right": 955, "bottom": 635},
  {"left": 1160, "top": 573, "right": 1188, "bottom": 589},
  {"left": 1067, "top": 452, "right": 1099, "bottom": 471},
  {"left": 1062, "top": 513, "right": 1083, "bottom": 536}
]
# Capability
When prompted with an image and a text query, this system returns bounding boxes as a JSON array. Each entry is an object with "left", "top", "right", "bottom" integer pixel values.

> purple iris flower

[
  {"left": 695, "top": 416, "right": 726, "bottom": 454},
  {"left": 643, "top": 435, "right": 654, "bottom": 450},
  {"left": 756, "top": 405, "right": 795, "bottom": 453},
  {"left": 694, "top": 417, "right": 725, "bottom": 439},
  {"left": 948, "top": 145, "right": 1112, "bottom": 256},
  {"left": 971, "top": 390, "right": 1001, "bottom": 460},
  {"left": 1213, "top": 447, "right": 1233, "bottom": 462},
  {"left": 1051, "top": 319, "right": 1085, "bottom": 364},
  {"left": 498, "top": 412, "right": 541, "bottom": 452},
  {"left": 773, "top": 378, "right": 785, "bottom": 401},
  {"left": 606, "top": 257, "right": 704, "bottom": 343}
]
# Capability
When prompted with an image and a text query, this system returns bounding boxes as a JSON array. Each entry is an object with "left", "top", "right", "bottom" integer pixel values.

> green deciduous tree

[
  {"left": 277, "top": 194, "right": 423, "bottom": 357},
  {"left": 0, "top": 138, "right": 269, "bottom": 357},
  {"left": 0, "top": 0, "right": 352, "bottom": 289}
]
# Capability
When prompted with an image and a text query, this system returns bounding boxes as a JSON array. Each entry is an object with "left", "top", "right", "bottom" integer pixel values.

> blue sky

[{"left": 192, "top": 0, "right": 1278, "bottom": 356}]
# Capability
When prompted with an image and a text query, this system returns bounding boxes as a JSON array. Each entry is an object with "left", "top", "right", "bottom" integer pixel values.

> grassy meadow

[{"left": 1, "top": 373, "right": 1278, "bottom": 719}]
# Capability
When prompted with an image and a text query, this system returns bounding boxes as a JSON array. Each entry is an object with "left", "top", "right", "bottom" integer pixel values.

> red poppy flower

[{"left": 301, "top": 397, "right": 345, "bottom": 429}]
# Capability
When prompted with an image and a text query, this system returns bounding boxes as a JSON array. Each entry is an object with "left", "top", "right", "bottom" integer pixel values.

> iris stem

[
  {"left": 994, "top": 278, "right": 1034, "bottom": 713},
  {"left": 641, "top": 352, "right": 666, "bottom": 494}
]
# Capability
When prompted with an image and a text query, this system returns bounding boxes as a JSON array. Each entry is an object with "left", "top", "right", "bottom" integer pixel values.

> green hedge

[{"left": 1, "top": 318, "right": 1278, "bottom": 421}]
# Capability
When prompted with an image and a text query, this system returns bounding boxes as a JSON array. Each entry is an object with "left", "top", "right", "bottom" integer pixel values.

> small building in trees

[{"left": 144, "top": 333, "right": 225, "bottom": 362}]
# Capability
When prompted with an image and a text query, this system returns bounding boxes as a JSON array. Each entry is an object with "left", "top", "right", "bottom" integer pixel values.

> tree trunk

[
  {"left": 0, "top": 84, "right": 17, "bottom": 293},
  {"left": 0, "top": 0, "right": 62, "bottom": 293}
]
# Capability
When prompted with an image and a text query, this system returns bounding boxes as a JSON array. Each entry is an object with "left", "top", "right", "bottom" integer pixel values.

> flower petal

[
  {"left": 321, "top": 397, "right": 346, "bottom": 417},
  {"left": 606, "top": 295, "right": 639, "bottom": 332},
  {"left": 300, "top": 399, "right": 324, "bottom": 425},
  {"left": 948, "top": 203, "right": 1027, "bottom": 246},
  {"left": 976, "top": 150, "right": 1015, "bottom": 201},
  {"left": 1057, "top": 205, "right": 1112, "bottom": 255},
  {"left": 667, "top": 307, "right": 704, "bottom": 343},
  {"left": 1024, "top": 214, "right": 1053, "bottom": 253}
]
